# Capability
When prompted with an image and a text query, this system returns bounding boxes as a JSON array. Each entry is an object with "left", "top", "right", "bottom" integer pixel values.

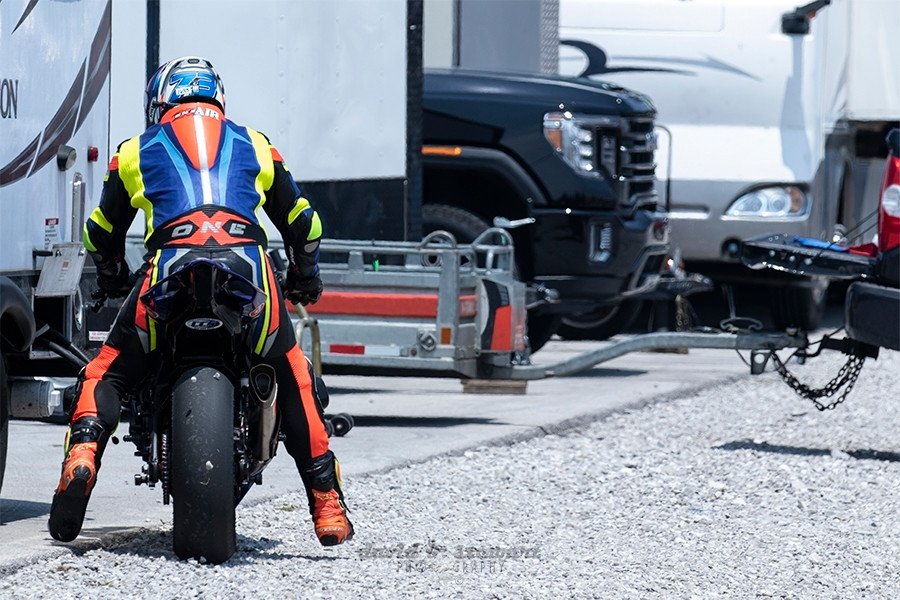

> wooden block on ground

[{"left": 461, "top": 379, "right": 528, "bottom": 395}]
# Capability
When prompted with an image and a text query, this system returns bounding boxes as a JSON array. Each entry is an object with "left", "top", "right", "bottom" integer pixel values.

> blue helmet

[{"left": 144, "top": 56, "right": 225, "bottom": 127}]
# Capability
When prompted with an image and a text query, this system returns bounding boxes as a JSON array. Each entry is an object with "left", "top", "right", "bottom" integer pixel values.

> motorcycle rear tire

[{"left": 171, "top": 366, "right": 236, "bottom": 564}]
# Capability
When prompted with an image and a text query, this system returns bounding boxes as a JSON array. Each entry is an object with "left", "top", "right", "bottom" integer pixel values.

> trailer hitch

[
  {"left": 525, "top": 283, "right": 560, "bottom": 310},
  {"left": 751, "top": 331, "right": 879, "bottom": 410}
]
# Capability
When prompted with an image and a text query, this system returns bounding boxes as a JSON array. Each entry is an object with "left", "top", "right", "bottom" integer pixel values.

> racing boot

[
  {"left": 302, "top": 451, "right": 354, "bottom": 546},
  {"left": 48, "top": 417, "right": 109, "bottom": 542}
]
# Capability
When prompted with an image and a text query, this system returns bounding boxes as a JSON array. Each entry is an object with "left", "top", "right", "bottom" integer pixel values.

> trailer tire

[
  {"left": 0, "top": 358, "right": 8, "bottom": 497},
  {"left": 422, "top": 204, "right": 559, "bottom": 351}
]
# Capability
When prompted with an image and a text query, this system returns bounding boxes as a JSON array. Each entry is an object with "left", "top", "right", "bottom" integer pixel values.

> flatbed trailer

[{"left": 281, "top": 232, "right": 811, "bottom": 385}]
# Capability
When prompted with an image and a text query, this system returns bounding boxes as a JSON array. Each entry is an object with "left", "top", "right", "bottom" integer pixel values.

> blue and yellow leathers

[{"left": 74, "top": 101, "right": 332, "bottom": 477}]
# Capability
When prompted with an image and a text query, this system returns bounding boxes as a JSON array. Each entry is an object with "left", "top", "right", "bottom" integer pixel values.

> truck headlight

[
  {"left": 725, "top": 185, "right": 808, "bottom": 218},
  {"left": 544, "top": 111, "right": 619, "bottom": 179}
]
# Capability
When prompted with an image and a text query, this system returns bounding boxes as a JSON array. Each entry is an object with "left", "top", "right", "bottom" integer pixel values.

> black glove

[
  {"left": 284, "top": 272, "right": 324, "bottom": 306},
  {"left": 97, "top": 267, "right": 135, "bottom": 299}
]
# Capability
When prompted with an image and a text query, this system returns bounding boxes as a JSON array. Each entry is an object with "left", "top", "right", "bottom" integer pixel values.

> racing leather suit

[{"left": 75, "top": 100, "right": 332, "bottom": 492}]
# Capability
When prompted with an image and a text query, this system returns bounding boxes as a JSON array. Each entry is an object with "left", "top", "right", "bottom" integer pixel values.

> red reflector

[{"left": 329, "top": 344, "right": 365, "bottom": 355}]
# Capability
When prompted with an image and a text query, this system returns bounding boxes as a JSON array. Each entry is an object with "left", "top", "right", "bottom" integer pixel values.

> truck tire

[
  {"left": 769, "top": 282, "right": 828, "bottom": 331},
  {"left": 0, "top": 358, "right": 8, "bottom": 497},
  {"left": 557, "top": 299, "right": 644, "bottom": 341},
  {"left": 171, "top": 366, "right": 236, "bottom": 564},
  {"left": 421, "top": 204, "right": 559, "bottom": 351}
]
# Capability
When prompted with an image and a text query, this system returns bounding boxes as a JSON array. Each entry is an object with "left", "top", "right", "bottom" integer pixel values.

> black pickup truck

[{"left": 421, "top": 69, "right": 669, "bottom": 350}]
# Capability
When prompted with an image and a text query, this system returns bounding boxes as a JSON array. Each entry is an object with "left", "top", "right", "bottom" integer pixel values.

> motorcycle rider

[{"left": 48, "top": 56, "right": 353, "bottom": 547}]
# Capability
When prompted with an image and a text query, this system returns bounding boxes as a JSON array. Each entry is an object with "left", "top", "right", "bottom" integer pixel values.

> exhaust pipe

[{"left": 247, "top": 364, "right": 279, "bottom": 470}]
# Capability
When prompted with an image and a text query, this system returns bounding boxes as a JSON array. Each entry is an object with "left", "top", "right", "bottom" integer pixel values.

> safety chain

[
  {"left": 675, "top": 295, "right": 691, "bottom": 331},
  {"left": 769, "top": 351, "right": 867, "bottom": 411}
]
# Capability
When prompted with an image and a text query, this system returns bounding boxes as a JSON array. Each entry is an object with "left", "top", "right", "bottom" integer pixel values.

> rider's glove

[
  {"left": 285, "top": 272, "right": 324, "bottom": 306},
  {"left": 97, "top": 265, "right": 135, "bottom": 299}
]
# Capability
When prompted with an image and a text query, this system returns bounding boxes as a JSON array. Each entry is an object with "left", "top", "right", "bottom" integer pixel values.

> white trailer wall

[
  {"left": 109, "top": 0, "right": 414, "bottom": 242},
  {"left": 0, "top": 0, "right": 111, "bottom": 270},
  {"left": 110, "top": 0, "right": 407, "bottom": 182},
  {"left": 841, "top": 0, "right": 900, "bottom": 121}
]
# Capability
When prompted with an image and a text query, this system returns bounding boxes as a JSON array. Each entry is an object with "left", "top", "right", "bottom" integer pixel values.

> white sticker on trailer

[
  {"left": 364, "top": 345, "right": 403, "bottom": 357},
  {"left": 44, "top": 218, "right": 59, "bottom": 249},
  {"left": 89, "top": 330, "right": 109, "bottom": 342}
]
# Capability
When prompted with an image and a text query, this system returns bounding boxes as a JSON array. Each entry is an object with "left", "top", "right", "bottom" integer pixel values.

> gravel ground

[{"left": 1, "top": 349, "right": 898, "bottom": 599}]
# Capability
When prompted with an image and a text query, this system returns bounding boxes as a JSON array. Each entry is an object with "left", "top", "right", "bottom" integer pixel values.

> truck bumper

[
  {"left": 530, "top": 207, "right": 669, "bottom": 312},
  {"left": 845, "top": 282, "right": 900, "bottom": 351}
]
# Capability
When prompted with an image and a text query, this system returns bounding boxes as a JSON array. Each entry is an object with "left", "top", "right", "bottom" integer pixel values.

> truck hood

[
  {"left": 424, "top": 68, "right": 656, "bottom": 117},
  {"left": 422, "top": 68, "right": 658, "bottom": 212}
]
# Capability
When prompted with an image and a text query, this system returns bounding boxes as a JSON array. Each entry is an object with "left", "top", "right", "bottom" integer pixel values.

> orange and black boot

[
  {"left": 48, "top": 418, "right": 109, "bottom": 542},
  {"left": 303, "top": 451, "right": 354, "bottom": 546}
]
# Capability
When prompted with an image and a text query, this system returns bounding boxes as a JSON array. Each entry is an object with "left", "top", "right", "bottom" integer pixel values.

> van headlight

[{"left": 725, "top": 186, "right": 809, "bottom": 218}]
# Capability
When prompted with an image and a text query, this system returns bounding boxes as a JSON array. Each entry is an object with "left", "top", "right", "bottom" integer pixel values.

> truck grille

[{"left": 595, "top": 115, "right": 658, "bottom": 211}]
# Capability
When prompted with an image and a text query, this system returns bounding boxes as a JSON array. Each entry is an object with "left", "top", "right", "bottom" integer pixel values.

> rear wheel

[
  {"left": 557, "top": 299, "right": 644, "bottom": 341},
  {"left": 421, "top": 204, "right": 559, "bottom": 352},
  {"left": 171, "top": 366, "right": 236, "bottom": 564}
]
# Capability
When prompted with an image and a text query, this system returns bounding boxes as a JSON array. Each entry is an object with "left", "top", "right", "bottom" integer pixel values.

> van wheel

[
  {"left": 557, "top": 300, "right": 644, "bottom": 341},
  {"left": 422, "top": 204, "right": 558, "bottom": 352}
]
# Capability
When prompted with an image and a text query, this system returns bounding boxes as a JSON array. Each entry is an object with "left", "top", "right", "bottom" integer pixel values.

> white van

[{"left": 559, "top": 0, "right": 900, "bottom": 328}]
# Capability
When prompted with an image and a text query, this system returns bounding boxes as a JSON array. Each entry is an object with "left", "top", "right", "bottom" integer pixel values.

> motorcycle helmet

[{"left": 144, "top": 56, "right": 225, "bottom": 127}]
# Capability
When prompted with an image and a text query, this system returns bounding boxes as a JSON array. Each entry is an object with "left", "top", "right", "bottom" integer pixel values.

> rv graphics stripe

[
  {"left": 0, "top": 0, "right": 111, "bottom": 187},
  {"left": 12, "top": 0, "right": 41, "bottom": 34},
  {"left": 561, "top": 39, "right": 761, "bottom": 82}
]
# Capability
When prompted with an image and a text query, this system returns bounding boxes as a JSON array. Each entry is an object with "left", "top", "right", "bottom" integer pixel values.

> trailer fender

[{"left": 0, "top": 276, "right": 36, "bottom": 353}]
